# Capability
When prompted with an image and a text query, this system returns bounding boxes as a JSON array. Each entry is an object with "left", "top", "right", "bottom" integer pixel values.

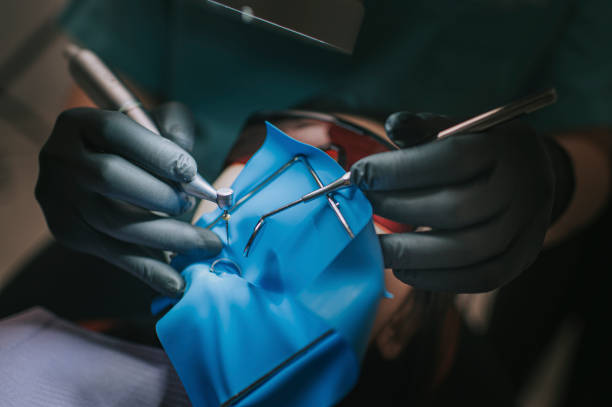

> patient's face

[{"left": 194, "top": 114, "right": 415, "bottom": 359}]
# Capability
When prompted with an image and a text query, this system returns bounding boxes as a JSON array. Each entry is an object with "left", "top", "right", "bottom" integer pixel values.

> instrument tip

[
  {"left": 243, "top": 218, "right": 265, "bottom": 257},
  {"left": 222, "top": 211, "right": 230, "bottom": 245},
  {"left": 217, "top": 187, "right": 234, "bottom": 210}
]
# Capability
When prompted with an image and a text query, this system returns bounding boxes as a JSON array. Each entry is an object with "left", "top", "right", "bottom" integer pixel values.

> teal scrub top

[{"left": 60, "top": 0, "right": 612, "bottom": 180}]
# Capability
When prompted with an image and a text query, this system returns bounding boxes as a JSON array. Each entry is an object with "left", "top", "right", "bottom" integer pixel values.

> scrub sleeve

[{"left": 59, "top": 0, "right": 612, "bottom": 177}]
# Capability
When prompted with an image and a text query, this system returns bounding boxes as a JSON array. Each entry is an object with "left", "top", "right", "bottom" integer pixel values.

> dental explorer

[{"left": 243, "top": 88, "right": 557, "bottom": 255}]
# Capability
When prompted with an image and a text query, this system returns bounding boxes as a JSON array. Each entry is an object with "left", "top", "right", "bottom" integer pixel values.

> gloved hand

[
  {"left": 36, "top": 102, "right": 222, "bottom": 297},
  {"left": 351, "top": 112, "right": 558, "bottom": 292}
]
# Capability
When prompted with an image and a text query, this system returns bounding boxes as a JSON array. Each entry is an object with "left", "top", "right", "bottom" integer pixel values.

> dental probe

[
  {"left": 243, "top": 88, "right": 558, "bottom": 255},
  {"left": 277, "top": 88, "right": 558, "bottom": 207},
  {"left": 63, "top": 44, "right": 234, "bottom": 212}
]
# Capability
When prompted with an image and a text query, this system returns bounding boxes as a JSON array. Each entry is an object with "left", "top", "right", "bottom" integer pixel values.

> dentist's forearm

[{"left": 545, "top": 130, "right": 612, "bottom": 247}]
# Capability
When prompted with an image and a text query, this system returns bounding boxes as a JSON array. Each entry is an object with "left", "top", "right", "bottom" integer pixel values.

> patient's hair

[{"left": 349, "top": 291, "right": 458, "bottom": 404}]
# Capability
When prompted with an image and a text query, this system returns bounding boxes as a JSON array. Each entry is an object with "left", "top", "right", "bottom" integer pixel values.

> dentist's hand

[
  {"left": 36, "top": 102, "right": 222, "bottom": 297},
  {"left": 351, "top": 112, "right": 557, "bottom": 292}
]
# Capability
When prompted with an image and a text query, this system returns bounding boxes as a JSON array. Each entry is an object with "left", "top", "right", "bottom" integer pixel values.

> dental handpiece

[{"left": 63, "top": 44, "right": 233, "bottom": 210}]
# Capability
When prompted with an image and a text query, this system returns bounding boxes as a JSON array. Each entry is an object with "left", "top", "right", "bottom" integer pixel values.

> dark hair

[{"left": 335, "top": 290, "right": 457, "bottom": 406}]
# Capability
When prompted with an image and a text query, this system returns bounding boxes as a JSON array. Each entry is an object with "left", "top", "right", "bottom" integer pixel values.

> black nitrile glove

[
  {"left": 36, "top": 102, "right": 222, "bottom": 297},
  {"left": 351, "top": 112, "right": 559, "bottom": 292}
]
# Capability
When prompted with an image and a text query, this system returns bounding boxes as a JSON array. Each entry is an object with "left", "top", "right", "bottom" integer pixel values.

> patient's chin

[{"left": 369, "top": 267, "right": 413, "bottom": 337}]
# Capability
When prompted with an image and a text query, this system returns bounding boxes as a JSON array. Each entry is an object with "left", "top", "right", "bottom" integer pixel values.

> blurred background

[{"left": 0, "top": 0, "right": 69, "bottom": 288}]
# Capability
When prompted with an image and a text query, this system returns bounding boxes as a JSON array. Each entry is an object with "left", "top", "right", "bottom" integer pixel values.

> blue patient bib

[{"left": 156, "top": 123, "right": 384, "bottom": 406}]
